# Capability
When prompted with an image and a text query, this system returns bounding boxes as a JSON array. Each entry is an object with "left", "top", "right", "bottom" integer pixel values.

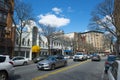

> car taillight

[
  {"left": 9, "top": 61, "right": 14, "bottom": 65},
  {"left": 105, "top": 61, "right": 109, "bottom": 65}
]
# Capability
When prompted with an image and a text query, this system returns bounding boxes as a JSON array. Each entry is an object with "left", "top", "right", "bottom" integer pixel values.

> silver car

[
  {"left": 73, "top": 52, "right": 85, "bottom": 61},
  {"left": 12, "top": 56, "right": 29, "bottom": 66},
  {"left": 37, "top": 55, "right": 67, "bottom": 70},
  {"left": 0, "top": 55, "right": 14, "bottom": 80}
]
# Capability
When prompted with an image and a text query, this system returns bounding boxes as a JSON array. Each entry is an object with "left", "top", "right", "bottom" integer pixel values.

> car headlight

[
  {"left": 78, "top": 56, "right": 82, "bottom": 59},
  {"left": 43, "top": 64, "right": 49, "bottom": 66}
]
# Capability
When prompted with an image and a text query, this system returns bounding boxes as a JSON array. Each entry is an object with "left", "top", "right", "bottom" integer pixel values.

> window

[
  {"left": 0, "top": 56, "right": 5, "bottom": 62},
  {"left": 0, "top": 26, "right": 5, "bottom": 40},
  {"left": 0, "top": 0, "right": 4, "bottom": 8},
  {"left": 0, "top": 12, "right": 7, "bottom": 23},
  {"left": 32, "top": 27, "right": 38, "bottom": 45},
  {"left": 27, "top": 39, "right": 30, "bottom": 46},
  {"left": 22, "top": 38, "right": 25, "bottom": 45},
  {"left": 26, "top": 51, "right": 29, "bottom": 58}
]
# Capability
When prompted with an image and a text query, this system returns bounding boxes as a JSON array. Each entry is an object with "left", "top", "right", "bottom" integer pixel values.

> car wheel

[
  {"left": 73, "top": 59, "right": 76, "bottom": 61},
  {"left": 0, "top": 71, "right": 8, "bottom": 80},
  {"left": 23, "top": 62, "right": 28, "bottom": 65},
  {"left": 64, "top": 62, "right": 67, "bottom": 66},
  {"left": 51, "top": 64, "right": 55, "bottom": 70}
]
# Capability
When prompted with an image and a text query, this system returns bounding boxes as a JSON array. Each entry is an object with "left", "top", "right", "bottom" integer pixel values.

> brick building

[{"left": 0, "top": 0, "right": 15, "bottom": 57}]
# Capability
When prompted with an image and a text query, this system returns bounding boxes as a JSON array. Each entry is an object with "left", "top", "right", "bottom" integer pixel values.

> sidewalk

[{"left": 28, "top": 60, "right": 34, "bottom": 64}]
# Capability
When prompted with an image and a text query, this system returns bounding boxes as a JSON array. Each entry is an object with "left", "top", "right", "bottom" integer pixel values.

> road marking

[{"left": 32, "top": 60, "right": 90, "bottom": 80}]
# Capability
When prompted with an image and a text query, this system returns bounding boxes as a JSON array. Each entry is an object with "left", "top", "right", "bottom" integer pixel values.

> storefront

[
  {"left": 64, "top": 50, "right": 73, "bottom": 55},
  {"left": 51, "top": 49, "right": 62, "bottom": 55},
  {"left": 32, "top": 45, "right": 40, "bottom": 59}
]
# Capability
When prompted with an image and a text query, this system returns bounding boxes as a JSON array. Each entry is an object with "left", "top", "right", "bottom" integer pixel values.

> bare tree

[
  {"left": 89, "top": 0, "right": 120, "bottom": 54},
  {"left": 39, "top": 24, "right": 57, "bottom": 55},
  {"left": 103, "top": 33, "right": 114, "bottom": 52},
  {"left": 13, "top": 0, "right": 35, "bottom": 55}
]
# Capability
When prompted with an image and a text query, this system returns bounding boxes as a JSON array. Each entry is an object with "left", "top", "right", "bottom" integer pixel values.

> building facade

[
  {"left": 0, "top": 0, "right": 15, "bottom": 57},
  {"left": 14, "top": 23, "right": 72, "bottom": 60},
  {"left": 80, "top": 31, "right": 104, "bottom": 53}
]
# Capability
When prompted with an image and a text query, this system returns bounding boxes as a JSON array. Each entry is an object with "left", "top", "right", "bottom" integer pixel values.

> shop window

[{"left": 26, "top": 51, "right": 29, "bottom": 58}]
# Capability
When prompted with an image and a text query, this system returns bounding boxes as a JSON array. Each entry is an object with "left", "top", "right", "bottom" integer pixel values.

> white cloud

[
  {"left": 38, "top": 14, "right": 70, "bottom": 27},
  {"left": 52, "top": 7, "right": 62, "bottom": 14}
]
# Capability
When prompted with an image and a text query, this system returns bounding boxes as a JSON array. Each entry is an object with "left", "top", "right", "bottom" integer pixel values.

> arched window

[{"left": 32, "top": 27, "right": 38, "bottom": 46}]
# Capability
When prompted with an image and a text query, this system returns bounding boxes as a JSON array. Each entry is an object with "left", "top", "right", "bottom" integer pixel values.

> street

[{"left": 13, "top": 57, "right": 106, "bottom": 80}]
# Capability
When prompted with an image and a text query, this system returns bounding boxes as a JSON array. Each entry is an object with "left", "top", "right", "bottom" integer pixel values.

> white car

[
  {"left": 73, "top": 52, "right": 85, "bottom": 61},
  {"left": 0, "top": 55, "right": 14, "bottom": 80},
  {"left": 108, "top": 60, "right": 120, "bottom": 80},
  {"left": 12, "top": 56, "right": 29, "bottom": 66}
]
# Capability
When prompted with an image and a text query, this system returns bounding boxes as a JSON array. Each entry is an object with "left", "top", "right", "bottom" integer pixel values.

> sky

[{"left": 24, "top": 0, "right": 104, "bottom": 33}]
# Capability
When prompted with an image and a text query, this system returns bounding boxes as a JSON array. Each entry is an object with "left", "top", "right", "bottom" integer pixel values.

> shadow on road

[{"left": 12, "top": 74, "right": 21, "bottom": 80}]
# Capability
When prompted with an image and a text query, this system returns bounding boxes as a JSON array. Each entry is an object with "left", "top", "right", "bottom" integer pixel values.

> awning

[
  {"left": 32, "top": 45, "right": 41, "bottom": 53},
  {"left": 64, "top": 50, "right": 73, "bottom": 53}
]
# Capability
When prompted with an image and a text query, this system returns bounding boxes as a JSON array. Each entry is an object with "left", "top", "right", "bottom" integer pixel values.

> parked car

[
  {"left": 0, "top": 55, "right": 14, "bottom": 80},
  {"left": 84, "top": 54, "right": 88, "bottom": 60},
  {"left": 37, "top": 55, "right": 67, "bottom": 70},
  {"left": 64, "top": 55, "right": 70, "bottom": 59},
  {"left": 33, "top": 55, "right": 49, "bottom": 63},
  {"left": 12, "top": 56, "right": 29, "bottom": 66},
  {"left": 73, "top": 52, "right": 85, "bottom": 61},
  {"left": 91, "top": 54, "right": 101, "bottom": 61},
  {"left": 107, "top": 60, "right": 120, "bottom": 80},
  {"left": 87, "top": 54, "right": 91, "bottom": 59},
  {"left": 104, "top": 55, "right": 116, "bottom": 73}
]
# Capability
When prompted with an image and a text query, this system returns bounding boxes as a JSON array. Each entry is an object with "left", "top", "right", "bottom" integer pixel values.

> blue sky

[{"left": 24, "top": 0, "right": 104, "bottom": 33}]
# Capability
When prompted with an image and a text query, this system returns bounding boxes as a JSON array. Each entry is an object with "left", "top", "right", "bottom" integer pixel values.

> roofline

[{"left": 79, "top": 30, "right": 104, "bottom": 34}]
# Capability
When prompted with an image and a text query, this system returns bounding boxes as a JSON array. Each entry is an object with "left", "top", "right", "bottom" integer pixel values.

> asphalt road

[{"left": 13, "top": 57, "right": 107, "bottom": 80}]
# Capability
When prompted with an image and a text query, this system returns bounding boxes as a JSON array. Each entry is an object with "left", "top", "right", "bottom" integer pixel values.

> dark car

[
  {"left": 104, "top": 55, "right": 116, "bottom": 74},
  {"left": 91, "top": 54, "right": 101, "bottom": 61}
]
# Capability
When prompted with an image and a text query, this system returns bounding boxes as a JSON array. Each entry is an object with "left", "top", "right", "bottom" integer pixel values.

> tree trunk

[
  {"left": 47, "top": 38, "right": 51, "bottom": 55},
  {"left": 114, "top": 0, "right": 120, "bottom": 56},
  {"left": 18, "top": 32, "right": 22, "bottom": 56}
]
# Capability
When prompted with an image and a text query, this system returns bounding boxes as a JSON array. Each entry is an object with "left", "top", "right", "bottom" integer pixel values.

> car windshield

[
  {"left": 76, "top": 53, "right": 83, "bottom": 55},
  {"left": 0, "top": 56, "right": 6, "bottom": 62},
  {"left": 46, "top": 56, "right": 56, "bottom": 61}
]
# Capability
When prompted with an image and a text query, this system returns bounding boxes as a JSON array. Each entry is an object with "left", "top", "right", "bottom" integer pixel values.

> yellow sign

[{"left": 32, "top": 45, "right": 41, "bottom": 53}]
